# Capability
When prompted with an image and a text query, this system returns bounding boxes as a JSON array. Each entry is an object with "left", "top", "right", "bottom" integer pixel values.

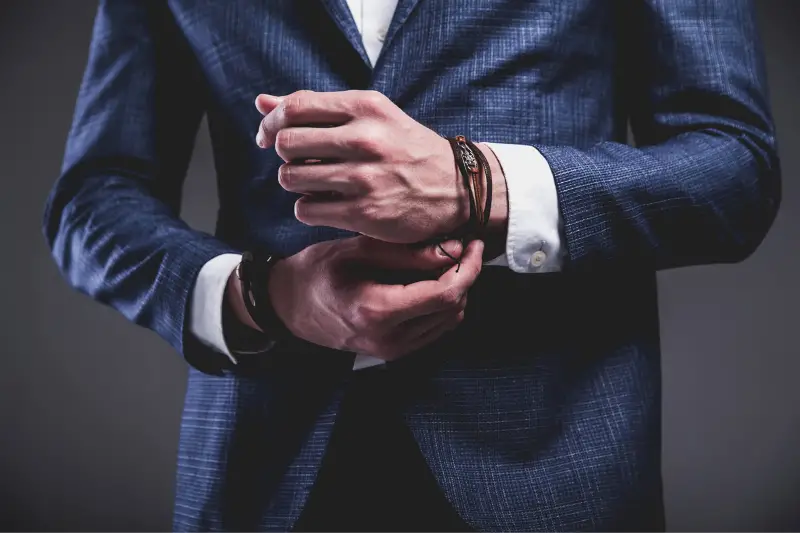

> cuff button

[{"left": 530, "top": 250, "right": 547, "bottom": 268}]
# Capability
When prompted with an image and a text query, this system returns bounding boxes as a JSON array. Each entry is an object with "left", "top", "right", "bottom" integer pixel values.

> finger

[
  {"left": 255, "top": 94, "right": 283, "bottom": 116},
  {"left": 386, "top": 240, "right": 484, "bottom": 323},
  {"left": 356, "top": 239, "right": 463, "bottom": 271},
  {"left": 435, "top": 239, "right": 484, "bottom": 288},
  {"left": 294, "top": 196, "right": 354, "bottom": 228},
  {"left": 272, "top": 126, "right": 360, "bottom": 162},
  {"left": 256, "top": 91, "right": 354, "bottom": 148},
  {"left": 278, "top": 162, "right": 365, "bottom": 195}
]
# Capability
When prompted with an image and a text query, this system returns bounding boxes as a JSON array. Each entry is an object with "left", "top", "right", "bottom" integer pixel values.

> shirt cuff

[
  {"left": 353, "top": 354, "right": 385, "bottom": 370},
  {"left": 483, "top": 143, "right": 564, "bottom": 273},
  {"left": 189, "top": 253, "right": 243, "bottom": 365},
  {"left": 191, "top": 254, "right": 384, "bottom": 371}
]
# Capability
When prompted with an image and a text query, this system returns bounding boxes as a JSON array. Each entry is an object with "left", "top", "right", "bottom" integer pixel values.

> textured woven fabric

[{"left": 43, "top": 0, "right": 780, "bottom": 530}]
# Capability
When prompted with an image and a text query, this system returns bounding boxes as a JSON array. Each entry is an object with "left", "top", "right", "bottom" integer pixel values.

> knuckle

[
  {"left": 352, "top": 303, "right": 387, "bottom": 330},
  {"left": 438, "top": 287, "right": 462, "bottom": 309},
  {"left": 354, "top": 91, "right": 380, "bottom": 114},
  {"left": 471, "top": 261, "right": 483, "bottom": 278},
  {"left": 463, "top": 262, "right": 482, "bottom": 284},
  {"left": 274, "top": 128, "right": 295, "bottom": 154},
  {"left": 363, "top": 90, "right": 385, "bottom": 108},
  {"left": 470, "top": 253, "right": 484, "bottom": 274},
  {"left": 282, "top": 92, "right": 309, "bottom": 119},
  {"left": 352, "top": 164, "right": 376, "bottom": 188},
  {"left": 350, "top": 130, "right": 382, "bottom": 155},
  {"left": 361, "top": 201, "right": 381, "bottom": 222},
  {"left": 349, "top": 310, "right": 370, "bottom": 332},
  {"left": 277, "top": 164, "right": 292, "bottom": 188},
  {"left": 280, "top": 102, "right": 299, "bottom": 122}
]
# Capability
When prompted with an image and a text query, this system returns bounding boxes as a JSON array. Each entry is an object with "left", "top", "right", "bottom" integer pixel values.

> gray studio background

[{"left": 1, "top": 1, "right": 798, "bottom": 531}]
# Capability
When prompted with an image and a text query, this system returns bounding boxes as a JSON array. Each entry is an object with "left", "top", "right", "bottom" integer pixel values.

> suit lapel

[
  {"left": 380, "top": 0, "right": 423, "bottom": 54},
  {"left": 319, "top": 0, "right": 372, "bottom": 68}
]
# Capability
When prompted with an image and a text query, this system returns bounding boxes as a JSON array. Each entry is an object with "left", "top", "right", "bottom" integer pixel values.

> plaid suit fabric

[{"left": 44, "top": 0, "right": 779, "bottom": 530}]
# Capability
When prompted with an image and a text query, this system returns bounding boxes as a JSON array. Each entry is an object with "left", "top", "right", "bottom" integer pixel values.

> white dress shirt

[{"left": 189, "top": 0, "right": 564, "bottom": 369}]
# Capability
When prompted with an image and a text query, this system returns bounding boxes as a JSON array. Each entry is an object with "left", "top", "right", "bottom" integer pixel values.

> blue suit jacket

[{"left": 44, "top": 0, "right": 780, "bottom": 530}]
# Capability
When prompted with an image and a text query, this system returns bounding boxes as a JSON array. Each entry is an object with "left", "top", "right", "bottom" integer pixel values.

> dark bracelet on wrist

[
  {"left": 434, "top": 135, "right": 493, "bottom": 268},
  {"left": 237, "top": 251, "right": 290, "bottom": 344},
  {"left": 452, "top": 135, "right": 492, "bottom": 231}
]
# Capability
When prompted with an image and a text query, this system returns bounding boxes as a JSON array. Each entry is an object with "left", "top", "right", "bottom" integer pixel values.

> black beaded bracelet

[{"left": 237, "top": 251, "right": 290, "bottom": 342}]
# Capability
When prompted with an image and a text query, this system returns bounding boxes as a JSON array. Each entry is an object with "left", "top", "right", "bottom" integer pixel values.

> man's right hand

[{"left": 228, "top": 236, "right": 484, "bottom": 361}]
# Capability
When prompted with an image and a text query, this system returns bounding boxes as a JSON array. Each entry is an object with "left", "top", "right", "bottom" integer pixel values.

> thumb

[
  {"left": 255, "top": 94, "right": 283, "bottom": 115},
  {"left": 354, "top": 238, "right": 463, "bottom": 271}
]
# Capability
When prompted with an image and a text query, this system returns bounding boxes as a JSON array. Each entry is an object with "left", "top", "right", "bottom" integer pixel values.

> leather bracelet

[
  {"left": 447, "top": 136, "right": 479, "bottom": 236},
  {"left": 237, "top": 251, "right": 290, "bottom": 343},
  {"left": 453, "top": 135, "right": 492, "bottom": 231},
  {"left": 447, "top": 136, "right": 493, "bottom": 233},
  {"left": 465, "top": 137, "right": 493, "bottom": 229},
  {"left": 435, "top": 136, "right": 493, "bottom": 269}
]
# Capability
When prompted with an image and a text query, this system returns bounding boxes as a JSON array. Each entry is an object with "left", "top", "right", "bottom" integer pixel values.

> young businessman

[{"left": 44, "top": 0, "right": 780, "bottom": 530}]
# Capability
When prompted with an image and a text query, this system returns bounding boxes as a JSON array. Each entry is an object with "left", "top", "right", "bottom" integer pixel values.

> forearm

[
  {"left": 474, "top": 130, "right": 778, "bottom": 274},
  {"left": 42, "top": 1, "right": 245, "bottom": 364},
  {"left": 475, "top": 0, "right": 781, "bottom": 274},
  {"left": 553, "top": 0, "right": 780, "bottom": 272},
  {"left": 44, "top": 172, "right": 237, "bottom": 356},
  {"left": 536, "top": 129, "right": 780, "bottom": 272}
]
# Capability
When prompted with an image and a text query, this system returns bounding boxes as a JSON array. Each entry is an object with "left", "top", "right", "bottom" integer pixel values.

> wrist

[
  {"left": 226, "top": 267, "right": 262, "bottom": 332},
  {"left": 475, "top": 143, "right": 509, "bottom": 231},
  {"left": 238, "top": 251, "right": 293, "bottom": 342},
  {"left": 264, "top": 259, "right": 290, "bottom": 332},
  {"left": 475, "top": 143, "right": 509, "bottom": 258},
  {"left": 440, "top": 139, "right": 509, "bottom": 258},
  {"left": 441, "top": 137, "right": 472, "bottom": 236}
]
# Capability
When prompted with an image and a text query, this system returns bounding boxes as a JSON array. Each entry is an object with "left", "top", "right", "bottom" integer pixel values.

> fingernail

[
  {"left": 255, "top": 131, "right": 265, "bottom": 148},
  {"left": 438, "top": 240, "right": 462, "bottom": 257}
]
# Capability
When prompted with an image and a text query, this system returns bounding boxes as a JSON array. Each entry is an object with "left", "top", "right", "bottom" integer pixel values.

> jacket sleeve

[
  {"left": 42, "top": 1, "right": 237, "bottom": 363},
  {"left": 535, "top": 0, "right": 781, "bottom": 272}
]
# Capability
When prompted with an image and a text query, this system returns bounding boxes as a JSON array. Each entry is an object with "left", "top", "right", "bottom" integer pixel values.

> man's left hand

[{"left": 254, "top": 90, "right": 473, "bottom": 244}]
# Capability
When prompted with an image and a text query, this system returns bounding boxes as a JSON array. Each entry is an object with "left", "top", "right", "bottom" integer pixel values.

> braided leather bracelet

[{"left": 440, "top": 136, "right": 493, "bottom": 268}]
